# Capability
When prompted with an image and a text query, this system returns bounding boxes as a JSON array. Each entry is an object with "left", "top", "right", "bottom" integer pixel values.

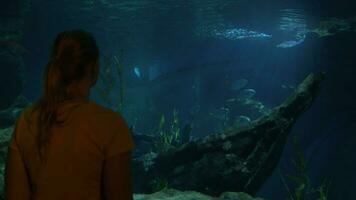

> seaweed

[
  {"left": 279, "top": 136, "right": 331, "bottom": 200},
  {"left": 94, "top": 55, "right": 115, "bottom": 105},
  {"left": 113, "top": 50, "right": 125, "bottom": 113},
  {"left": 152, "top": 109, "right": 182, "bottom": 153},
  {"left": 93, "top": 50, "right": 125, "bottom": 113}
]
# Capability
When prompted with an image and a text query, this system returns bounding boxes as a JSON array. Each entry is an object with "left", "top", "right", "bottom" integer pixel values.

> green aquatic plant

[
  {"left": 94, "top": 51, "right": 125, "bottom": 113},
  {"left": 279, "top": 136, "right": 331, "bottom": 200},
  {"left": 153, "top": 109, "right": 182, "bottom": 153},
  {"left": 310, "top": 180, "right": 331, "bottom": 200},
  {"left": 155, "top": 114, "right": 168, "bottom": 151},
  {"left": 94, "top": 55, "right": 115, "bottom": 105},
  {"left": 113, "top": 52, "right": 125, "bottom": 113},
  {"left": 170, "top": 109, "right": 181, "bottom": 146}
]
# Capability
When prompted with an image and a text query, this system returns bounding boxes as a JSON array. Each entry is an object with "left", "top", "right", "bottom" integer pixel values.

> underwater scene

[{"left": 0, "top": 0, "right": 356, "bottom": 199}]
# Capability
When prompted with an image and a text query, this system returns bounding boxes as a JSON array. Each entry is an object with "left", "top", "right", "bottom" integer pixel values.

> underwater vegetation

[
  {"left": 279, "top": 137, "right": 331, "bottom": 200},
  {"left": 94, "top": 51, "right": 125, "bottom": 113},
  {"left": 149, "top": 109, "right": 193, "bottom": 155},
  {"left": 94, "top": 55, "right": 116, "bottom": 105},
  {"left": 152, "top": 109, "right": 183, "bottom": 154}
]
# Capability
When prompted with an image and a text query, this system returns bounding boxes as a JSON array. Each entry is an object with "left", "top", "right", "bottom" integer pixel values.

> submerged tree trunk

[{"left": 133, "top": 72, "right": 325, "bottom": 196}]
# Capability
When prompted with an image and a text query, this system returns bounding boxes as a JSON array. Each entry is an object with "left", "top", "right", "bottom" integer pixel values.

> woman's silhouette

[{"left": 5, "top": 30, "right": 135, "bottom": 200}]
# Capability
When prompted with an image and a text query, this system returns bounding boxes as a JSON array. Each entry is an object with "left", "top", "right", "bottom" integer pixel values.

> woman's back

[{"left": 7, "top": 99, "right": 135, "bottom": 200}]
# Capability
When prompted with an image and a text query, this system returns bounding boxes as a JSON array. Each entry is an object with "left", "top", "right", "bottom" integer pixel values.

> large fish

[
  {"left": 277, "top": 36, "right": 306, "bottom": 48},
  {"left": 213, "top": 28, "right": 272, "bottom": 40}
]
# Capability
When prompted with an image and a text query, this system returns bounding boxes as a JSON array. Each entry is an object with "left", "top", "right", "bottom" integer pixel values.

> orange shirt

[{"left": 6, "top": 99, "right": 135, "bottom": 200}]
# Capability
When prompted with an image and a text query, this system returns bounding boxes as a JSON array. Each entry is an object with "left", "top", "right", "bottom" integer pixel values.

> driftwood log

[{"left": 132, "top": 72, "right": 325, "bottom": 196}]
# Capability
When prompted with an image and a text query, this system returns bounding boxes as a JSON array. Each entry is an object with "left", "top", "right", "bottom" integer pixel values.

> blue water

[{"left": 2, "top": 0, "right": 356, "bottom": 199}]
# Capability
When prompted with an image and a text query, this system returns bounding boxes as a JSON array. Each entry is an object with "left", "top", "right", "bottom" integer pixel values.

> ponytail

[{"left": 30, "top": 30, "right": 99, "bottom": 162}]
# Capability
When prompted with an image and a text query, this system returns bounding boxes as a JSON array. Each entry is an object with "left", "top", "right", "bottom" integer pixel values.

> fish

[
  {"left": 226, "top": 98, "right": 236, "bottom": 103},
  {"left": 277, "top": 34, "right": 306, "bottom": 48},
  {"left": 209, "top": 107, "right": 229, "bottom": 121},
  {"left": 281, "top": 84, "right": 295, "bottom": 89},
  {"left": 134, "top": 67, "right": 141, "bottom": 78},
  {"left": 235, "top": 115, "right": 251, "bottom": 127},
  {"left": 213, "top": 28, "right": 272, "bottom": 40},
  {"left": 276, "top": 38, "right": 305, "bottom": 48},
  {"left": 238, "top": 88, "right": 256, "bottom": 99},
  {"left": 231, "top": 79, "right": 248, "bottom": 91}
]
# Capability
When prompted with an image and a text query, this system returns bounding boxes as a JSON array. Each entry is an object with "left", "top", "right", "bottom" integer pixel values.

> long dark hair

[{"left": 30, "top": 30, "right": 99, "bottom": 163}]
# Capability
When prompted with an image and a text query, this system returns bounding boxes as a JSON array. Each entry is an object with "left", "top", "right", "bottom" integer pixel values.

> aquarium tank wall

[{"left": 0, "top": 0, "right": 355, "bottom": 199}]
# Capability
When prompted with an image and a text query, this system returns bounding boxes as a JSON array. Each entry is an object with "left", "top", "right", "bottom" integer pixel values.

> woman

[{"left": 5, "top": 30, "right": 135, "bottom": 200}]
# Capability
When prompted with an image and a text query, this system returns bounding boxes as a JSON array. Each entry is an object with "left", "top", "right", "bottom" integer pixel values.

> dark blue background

[{"left": 5, "top": 0, "right": 356, "bottom": 199}]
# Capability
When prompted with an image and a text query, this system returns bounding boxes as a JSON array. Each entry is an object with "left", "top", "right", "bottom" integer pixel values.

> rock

[{"left": 133, "top": 188, "right": 264, "bottom": 200}]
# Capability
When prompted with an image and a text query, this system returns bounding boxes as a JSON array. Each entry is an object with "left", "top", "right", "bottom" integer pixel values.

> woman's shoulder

[
  {"left": 85, "top": 101, "right": 117, "bottom": 115},
  {"left": 82, "top": 101, "right": 124, "bottom": 124},
  {"left": 83, "top": 102, "right": 127, "bottom": 135},
  {"left": 20, "top": 104, "right": 38, "bottom": 122}
]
